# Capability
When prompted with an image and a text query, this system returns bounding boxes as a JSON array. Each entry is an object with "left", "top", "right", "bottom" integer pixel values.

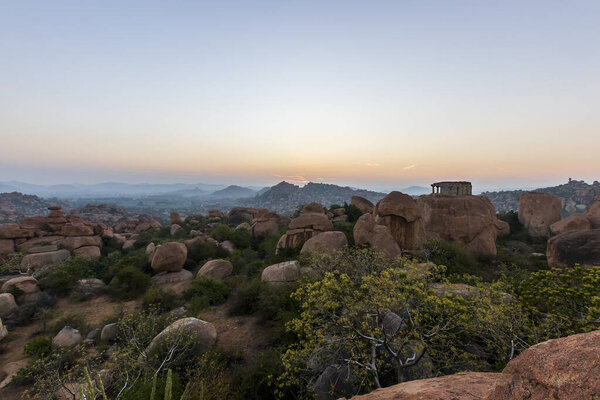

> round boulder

[
  {"left": 0, "top": 293, "right": 18, "bottom": 318},
  {"left": 52, "top": 326, "right": 83, "bottom": 348},
  {"left": 518, "top": 192, "right": 562, "bottom": 237},
  {"left": 1, "top": 276, "right": 41, "bottom": 303},
  {"left": 351, "top": 195, "right": 375, "bottom": 214},
  {"left": 300, "top": 231, "right": 348, "bottom": 255},
  {"left": 550, "top": 213, "right": 592, "bottom": 236},
  {"left": 353, "top": 214, "right": 401, "bottom": 259},
  {"left": 151, "top": 242, "right": 188, "bottom": 272},
  {"left": 100, "top": 323, "right": 118, "bottom": 343},
  {"left": 197, "top": 259, "right": 233, "bottom": 280},
  {"left": 73, "top": 246, "right": 101, "bottom": 260},
  {"left": 261, "top": 260, "right": 303, "bottom": 283},
  {"left": 145, "top": 317, "right": 216, "bottom": 364}
]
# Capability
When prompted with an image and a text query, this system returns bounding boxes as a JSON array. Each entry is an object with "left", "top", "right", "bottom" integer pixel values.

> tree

[{"left": 280, "top": 249, "right": 525, "bottom": 397}]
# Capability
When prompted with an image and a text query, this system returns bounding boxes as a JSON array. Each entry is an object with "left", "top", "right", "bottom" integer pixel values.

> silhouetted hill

[
  {"left": 245, "top": 181, "right": 386, "bottom": 214},
  {"left": 210, "top": 185, "right": 256, "bottom": 199}
]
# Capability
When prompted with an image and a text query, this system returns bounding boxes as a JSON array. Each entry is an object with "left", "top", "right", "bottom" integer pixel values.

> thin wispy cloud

[
  {"left": 271, "top": 174, "right": 310, "bottom": 184},
  {"left": 403, "top": 164, "right": 416, "bottom": 170},
  {"left": 364, "top": 163, "right": 381, "bottom": 167}
]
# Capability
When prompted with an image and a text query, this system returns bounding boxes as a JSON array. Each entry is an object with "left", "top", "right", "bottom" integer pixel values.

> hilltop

[{"left": 244, "top": 181, "right": 387, "bottom": 214}]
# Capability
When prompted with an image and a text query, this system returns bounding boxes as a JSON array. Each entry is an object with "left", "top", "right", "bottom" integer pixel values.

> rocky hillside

[
  {"left": 0, "top": 193, "right": 69, "bottom": 224},
  {"left": 483, "top": 178, "right": 600, "bottom": 215},
  {"left": 245, "top": 181, "right": 386, "bottom": 214},
  {"left": 68, "top": 204, "right": 160, "bottom": 225}
]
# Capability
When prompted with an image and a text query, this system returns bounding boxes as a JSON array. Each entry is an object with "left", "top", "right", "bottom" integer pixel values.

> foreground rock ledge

[
  {"left": 345, "top": 372, "right": 499, "bottom": 400},
  {"left": 484, "top": 330, "right": 600, "bottom": 400}
]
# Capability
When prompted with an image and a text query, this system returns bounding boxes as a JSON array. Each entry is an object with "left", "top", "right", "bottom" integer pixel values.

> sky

[{"left": 1, "top": 0, "right": 599, "bottom": 192}]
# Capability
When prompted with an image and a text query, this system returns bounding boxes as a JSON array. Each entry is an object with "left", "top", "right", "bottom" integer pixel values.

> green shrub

[
  {"left": 211, "top": 224, "right": 232, "bottom": 242},
  {"left": 228, "top": 279, "right": 263, "bottom": 316},
  {"left": 142, "top": 288, "right": 180, "bottom": 311},
  {"left": 333, "top": 221, "right": 355, "bottom": 245},
  {"left": 187, "top": 295, "right": 210, "bottom": 315},
  {"left": 106, "top": 252, "right": 151, "bottom": 279},
  {"left": 0, "top": 252, "right": 24, "bottom": 275},
  {"left": 344, "top": 202, "right": 363, "bottom": 223},
  {"left": 245, "top": 260, "right": 265, "bottom": 278},
  {"left": 23, "top": 336, "right": 52, "bottom": 358},
  {"left": 424, "top": 239, "right": 481, "bottom": 278},
  {"left": 230, "top": 228, "right": 252, "bottom": 249},
  {"left": 183, "top": 276, "right": 229, "bottom": 306},
  {"left": 519, "top": 265, "right": 600, "bottom": 337},
  {"left": 109, "top": 266, "right": 151, "bottom": 300},
  {"left": 233, "top": 349, "right": 284, "bottom": 400},
  {"left": 38, "top": 257, "right": 102, "bottom": 296},
  {"left": 120, "top": 371, "right": 183, "bottom": 400},
  {"left": 188, "top": 241, "right": 230, "bottom": 262}
]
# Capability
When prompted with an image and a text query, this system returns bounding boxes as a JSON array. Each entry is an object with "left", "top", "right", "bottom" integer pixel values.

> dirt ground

[
  {"left": 0, "top": 294, "right": 273, "bottom": 398},
  {"left": 0, "top": 295, "right": 139, "bottom": 399},
  {"left": 198, "top": 299, "right": 275, "bottom": 362}
]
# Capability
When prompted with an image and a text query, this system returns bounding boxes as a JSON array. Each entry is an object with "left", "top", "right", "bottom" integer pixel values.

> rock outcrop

[
  {"left": 150, "top": 242, "right": 187, "bottom": 272},
  {"left": 261, "top": 261, "right": 308, "bottom": 284},
  {"left": 145, "top": 318, "right": 216, "bottom": 363},
  {"left": 353, "top": 214, "right": 401, "bottom": 258},
  {"left": 228, "top": 207, "right": 268, "bottom": 226},
  {"left": 197, "top": 259, "right": 233, "bottom": 280},
  {"left": 484, "top": 330, "right": 600, "bottom": 400},
  {"left": 302, "top": 202, "right": 326, "bottom": 214},
  {"left": 0, "top": 293, "right": 18, "bottom": 318},
  {"left": 20, "top": 249, "right": 71, "bottom": 272},
  {"left": 418, "top": 195, "right": 499, "bottom": 257},
  {"left": 1, "top": 276, "right": 41, "bottom": 303},
  {"left": 546, "top": 228, "right": 600, "bottom": 268},
  {"left": 52, "top": 326, "right": 83, "bottom": 348},
  {"left": 518, "top": 192, "right": 562, "bottom": 237},
  {"left": 300, "top": 231, "right": 348, "bottom": 255},
  {"left": 250, "top": 212, "right": 289, "bottom": 239},
  {"left": 277, "top": 213, "right": 333, "bottom": 252},
  {"left": 550, "top": 213, "right": 592, "bottom": 235},
  {"left": 374, "top": 192, "right": 425, "bottom": 250},
  {"left": 351, "top": 195, "right": 374, "bottom": 214},
  {"left": 349, "top": 372, "right": 499, "bottom": 400}
]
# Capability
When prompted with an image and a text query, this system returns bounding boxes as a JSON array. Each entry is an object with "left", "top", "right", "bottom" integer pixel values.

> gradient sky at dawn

[{"left": 1, "top": 1, "right": 599, "bottom": 191}]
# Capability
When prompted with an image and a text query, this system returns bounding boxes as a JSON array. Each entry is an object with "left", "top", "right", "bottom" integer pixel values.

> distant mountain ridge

[
  {"left": 244, "top": 181, "right": 387, "bottom": 214},
  {"left": 0, "top": 181, "right": 228, "bottom": 198},
  {"left": 210, "top": 185, "right": 257, "bottom": 199}
]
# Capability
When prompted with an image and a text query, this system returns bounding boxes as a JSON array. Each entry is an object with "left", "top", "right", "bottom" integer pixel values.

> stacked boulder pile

[
  {"left": 276, "top": 205, "right": 334, "bottom": 253},
  {"left": 0, "top": 206, "right": 105, "bottom": 272},
  {"left": 105, "top": 217, "right": 161, "bottom": 250}
]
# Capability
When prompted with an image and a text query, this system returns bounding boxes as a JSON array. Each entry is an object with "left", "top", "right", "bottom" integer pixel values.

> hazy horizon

[{"left": 2, "top": 1, "right": 599, "bottom": 190}]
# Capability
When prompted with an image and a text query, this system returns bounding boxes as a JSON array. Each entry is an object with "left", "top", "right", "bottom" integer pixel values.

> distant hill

[
  {"left": 0, "top": 192, "right": 69, "bottom": 224},
  {"left": 483, "top": 179, "right": 600, "bottom": 215},
  {"left": 245, "top": 181, "right": 387, "bottom": 214},
  {"left": 0, "top": 181, "right": 227, "bottom": 198},
  {"left": 210, "top": 185, "right": 256, "bottom": 199}
]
